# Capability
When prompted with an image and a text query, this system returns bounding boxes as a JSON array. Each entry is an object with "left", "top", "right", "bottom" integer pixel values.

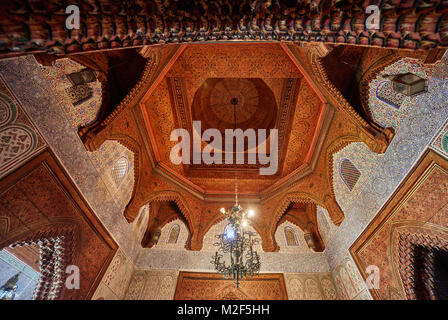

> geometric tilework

[
  {"left": 284, "top": 273, "right": 339, "bottom": 300},
  {"left": 339, "top": 158, "right": 361, "bottom": 191},
  {"left": 124, "top": 269, "right": 178, "bottom": 300},
  {"left": 89, "top": 140, "right": 134, "bottom": 215},
  {"left": 0, "top": 81, "right": 45, "bottom": 179},
  {"left": 430, "top": 119, "right": 448, "bottom": 159},
  {"left": 274, "top": 221, "right": 313, "bottom": 254},
  {"left": 65, "top": 84, "right": 93, "bottom": 106},
  {"left": 331, "top": 253, "right": 372, "bottom": 300},
  {"left": 316, "top": 206, "right": 338, "bottom": 245},
  {"left": 326, "top": 52, "right": 448, "bottom": 271},
  {"left": 40, "top": 58, "right": 102, "bottom": 129},
  {"left": 0, "top": 125, "right": 36, "bottom": 171},
  {"left": 92, "top": 249, "right": 134, "bottom": 300},
  {"left": 0, "top": 56, "right": 141, "bottom": 266},
  {"left": 443, "top": 132, "right": 448, "bottom": 153},
  {"left": 0, "top": 93, "right": 16, "bottom": 127},
  {"left": 138, "top": 218, "right": 326, "bottom": 273},
  {"left": 376, "top": 81, "right": 406, "bottom": 109},
  {"left": 332, "top": 141, "right": 378, "bottom": 216},
  {"left": 368, "top": 58, "right": 433, "bottom": 130},
  {"left": 152, "top": 219, "right": 190, "bottom": 251}
]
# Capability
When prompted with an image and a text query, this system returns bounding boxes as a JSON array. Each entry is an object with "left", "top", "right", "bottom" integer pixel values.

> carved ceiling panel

[
  {"left": 140, "top": 43, "right": 327, "bottom": 192},
  {"left": 72, "top": 43, "right": 405, "bottom": 252}
]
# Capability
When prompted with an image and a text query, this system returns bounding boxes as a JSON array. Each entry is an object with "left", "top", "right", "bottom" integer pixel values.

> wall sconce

[
  {"left": 67, "top": 68, "right": 97, "bottom": 86},
  {"left": 151, "top": 227, "right": 162, "bottom": 246},
  {"left": 304, "top": 232, "right": 316, "bottom": 250},
  {"left": 384, "top": 72, "right": 427, "bottom": 96}
]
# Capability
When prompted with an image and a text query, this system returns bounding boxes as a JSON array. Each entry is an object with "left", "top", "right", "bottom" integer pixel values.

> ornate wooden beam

[{"left": 0, "top": 0, "right": 447, "bottom": 59}]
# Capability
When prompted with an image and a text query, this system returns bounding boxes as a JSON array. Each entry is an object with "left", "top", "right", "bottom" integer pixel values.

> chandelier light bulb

[
  {"left": 248, "top": 209, "right": 255, "bottom": 217},
  {"left": 220, "top": 207, "right": 226, "bottom": 214},
  {"left": 242, "top": 220, "right": 248, "bottom": 228},
  {"left": 225, "top": 227, "right": 235, "bottom": 240}
]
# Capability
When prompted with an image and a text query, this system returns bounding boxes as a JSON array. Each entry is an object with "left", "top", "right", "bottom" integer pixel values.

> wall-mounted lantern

[{"left": 383, "top": 72, "right": 427, "bottom": 96}]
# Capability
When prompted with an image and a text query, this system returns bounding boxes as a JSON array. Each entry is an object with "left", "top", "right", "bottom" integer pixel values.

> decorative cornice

[{"left": 1, "top": 0, "right": 447, "bottom": 57}]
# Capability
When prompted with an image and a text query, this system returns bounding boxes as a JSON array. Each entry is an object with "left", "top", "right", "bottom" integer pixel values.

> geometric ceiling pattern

[
  {"left": 74, "top": 42, "right": 399, "bottom": 253},
  {"left": 0, "top": 1, "right": 448, "bottom": 302}
]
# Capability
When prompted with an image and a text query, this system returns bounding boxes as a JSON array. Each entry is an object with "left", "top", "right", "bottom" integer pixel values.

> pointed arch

[
  {"left": 167, "top": 224, "right": 181, "bottom": 244},
  {"left": 0, "top": 220, "right": 81, "bottom": 300},
  {"left": 107, "top": 133, "right": 142, "bottom": 213},
  {"left": 325, "top": 134, "right": 366, "bottom": 204},
  {"left": 199, "top": 210, "right": 265, "bottom": 251},
  {"left": 143, "top": 190, "right": 195, "bottom": 240},
  {"left": 270, "top": 192, "right": 328, "bottom": 237},
  {"left": 389, "top": 222, "right": 448, "bottom": 300},
  {"left": 111, "top": 156, "right": 130, "bottom": 185},
  {"left": 284, "top": 226, "right": 299, "bottom": 246}
]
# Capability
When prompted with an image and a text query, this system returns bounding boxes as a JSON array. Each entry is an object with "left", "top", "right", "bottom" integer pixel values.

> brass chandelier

[
  {"left": 211, "top": 182, "right": 261, "bottom": 288},
  {"left": 210, "top": 97, "right": 261, "bottom": 288}
]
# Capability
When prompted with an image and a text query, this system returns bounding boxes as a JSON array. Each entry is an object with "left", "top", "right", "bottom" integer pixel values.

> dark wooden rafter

[{"left": 0, "top": 0, "right": 447, "bottom": 59}]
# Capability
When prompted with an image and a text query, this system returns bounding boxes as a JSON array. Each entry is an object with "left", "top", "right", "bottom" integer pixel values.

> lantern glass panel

[{"left": 399, "top": 73, "right": 421, "bottom": 84}]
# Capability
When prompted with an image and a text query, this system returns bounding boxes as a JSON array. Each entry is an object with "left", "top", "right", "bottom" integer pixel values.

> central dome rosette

[{"left": 191, "top": 78, "right": 277, "bottom": 145}]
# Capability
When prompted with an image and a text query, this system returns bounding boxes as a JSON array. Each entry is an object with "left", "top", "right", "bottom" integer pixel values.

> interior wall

[
  {"left": 124, "top": 269, "right": 178, "bottom": 300},
  {"left": 1, "top": 51, "right": 446, "bottom": 300},
  {"left": 331, "top": 253, "right": 372, "bottom": 300},
  {"left": 152, "top": 218, "right": 189, "bottom": 251},
  {"left": 325, "top": 53, "right": 448, "bottom": 271},
  {"left": 284, "top": 272, "right": 339, "bottom": 300},
  {"left": 92, "top": 249, "right": 135, "bottom": 300},
  {"left": 136, "top": 218, "right": 330, "bottom": 273},
  {"left": 316, "top": 206, "right": 338, "bottom": 246},
  {"left": 92, "top": 206, "right": 149, "bottom": 300},
  {"left": 116, "top": 269, "right": 342, "bottom": 300},
  {"left": 173, "top": 272, "right": 288, "bottom": 300},
  {"left": 0, "top": 75, "right": 46, "bottom": 179},
  {"left": 274, "top": 221, "right": 314, "bottom": 254},
  {"left": 350, "top": 149, "right": 448, "bottom": 300},
  {"left": 0, "top": 56, "right": 143, "bottom": 264},
  {"left": 0, "top": 149, "right": 117, "bottom": 299}
]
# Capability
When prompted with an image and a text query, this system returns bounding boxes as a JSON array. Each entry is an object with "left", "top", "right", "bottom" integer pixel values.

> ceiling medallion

[{"left": 211, "top": 97, "right": 261, "bottom": 287}]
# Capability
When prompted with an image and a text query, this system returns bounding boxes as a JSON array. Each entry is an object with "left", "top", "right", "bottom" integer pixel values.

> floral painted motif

[{"left": 0, "top": 81, "right": 45, "bottom": 178}]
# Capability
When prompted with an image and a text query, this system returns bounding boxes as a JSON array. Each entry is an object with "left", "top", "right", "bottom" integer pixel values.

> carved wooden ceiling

[
  {"left": 0, "top": 0, "right": 446, "bottom": 296},
  {"left": 138, "top": 43, "right": 328, "bottom": 194},
  {"left": 3, "top": 3, "right": 437, "bottom": 252},
  {"left": 69, "top": 41, "right": 421, "bottom": 253}
]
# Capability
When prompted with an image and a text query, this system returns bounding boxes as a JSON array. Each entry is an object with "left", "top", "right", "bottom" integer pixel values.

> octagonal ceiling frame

[
  {"left": 136, "top": 43, "right": 336, "bottom": 202},
  {"left": 76, "top": 42, "right": 396, "bottom": 252}
]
